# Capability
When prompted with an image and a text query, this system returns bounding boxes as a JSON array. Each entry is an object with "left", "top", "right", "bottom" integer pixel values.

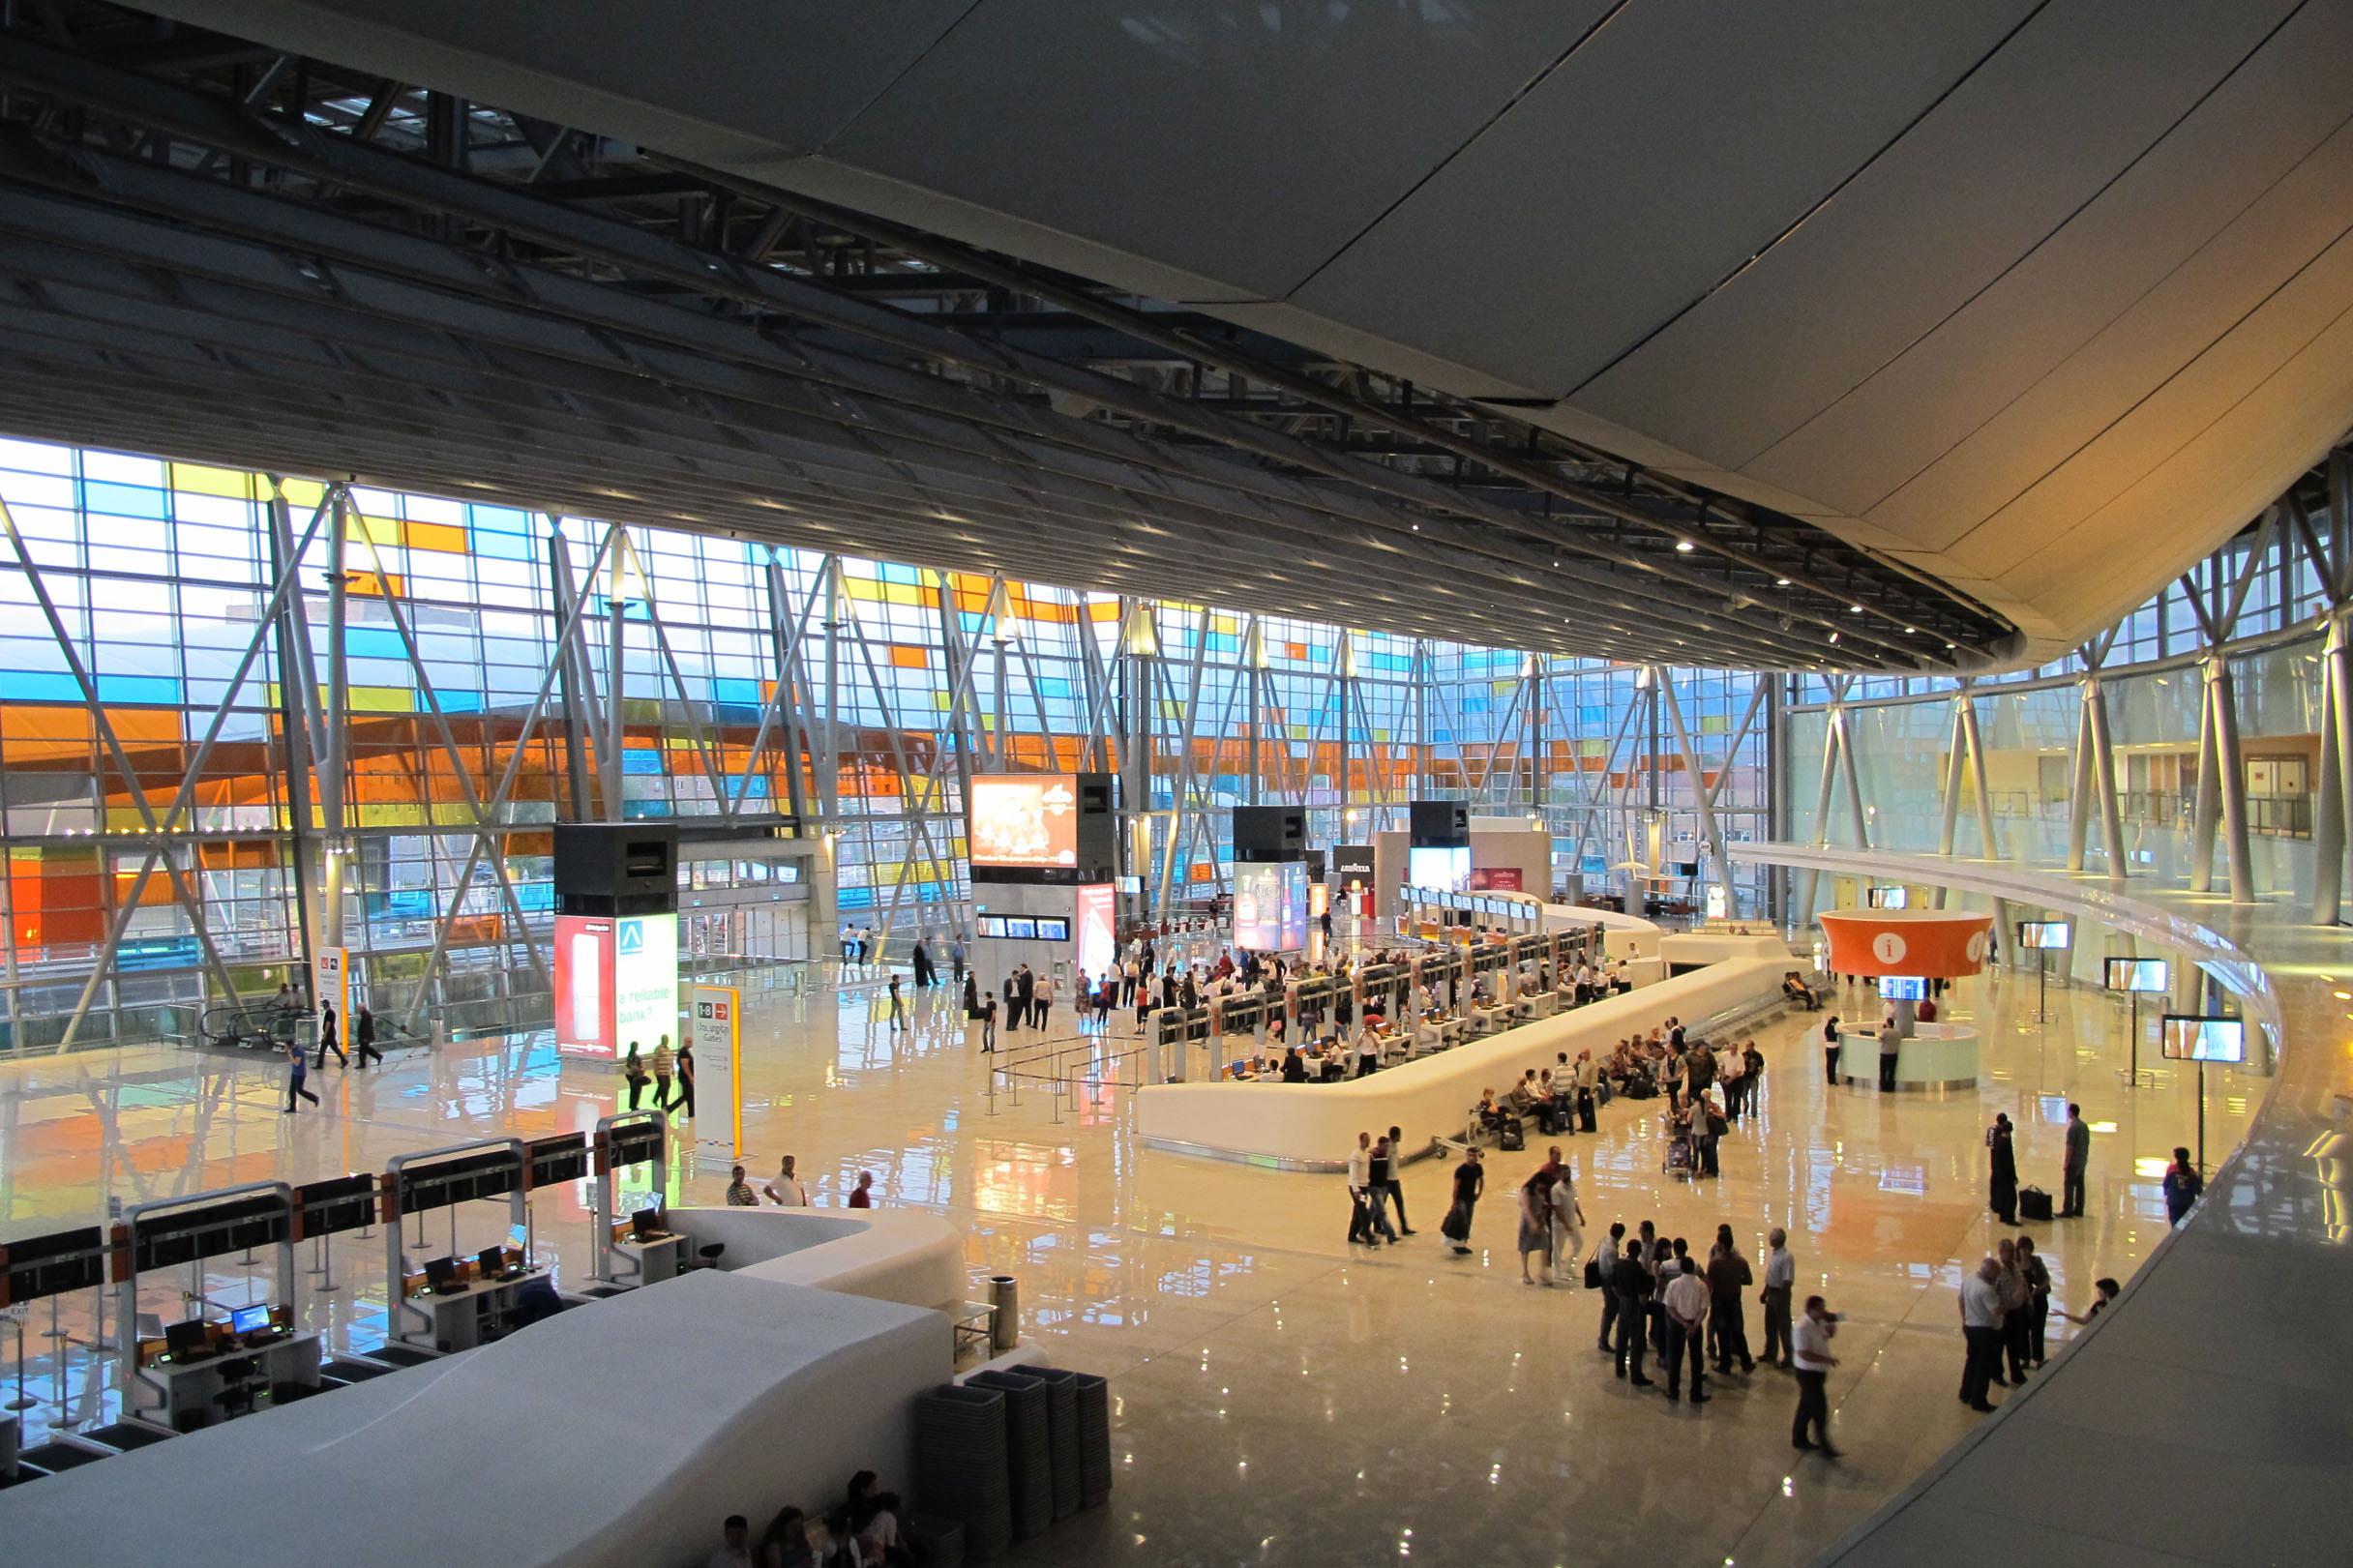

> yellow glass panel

[
  {"left": 168, "top": 464, "right": 257, "bottom": 500},
  {"left": 844, "top": 577, "right": 885, "bottom": 601},
  {"left": 356, "top": 514, "right": 402, "bottom": 547},
  {"left": 346, "top": 685, "right": 415, "bottom": 713}
]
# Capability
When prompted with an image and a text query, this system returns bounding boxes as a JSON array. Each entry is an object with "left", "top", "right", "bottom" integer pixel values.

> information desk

[
  {"left": 393, "top": 1250, "right": 551, "bottom": 1352},
  {"left": 130, "top": 1327, "right": 322, "bottom": 1432},
  {"left": 1835, "top": 1021, "right": 1981, "bottom": 1093}
]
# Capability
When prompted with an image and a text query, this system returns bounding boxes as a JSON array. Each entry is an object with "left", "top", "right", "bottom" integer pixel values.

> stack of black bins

[
  {"left": 914, "top": 1383, "right": 1011, "bottom": 1560},
  {"left": 1019, "top": 1364, "right": 1112, "bottom": 1511},
  {"left": 965, "top": 1370, "right": 1053, "bottom": 1540}
]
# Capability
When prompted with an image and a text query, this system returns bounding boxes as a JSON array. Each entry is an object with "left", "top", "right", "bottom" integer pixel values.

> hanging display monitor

[
  {"left": 2016, "top": 920, "right": 2071, "bottom": 950},
  {"left": 1879, "top": 975, "right": 1928, "bottom": 1001},
  {"left": 2159, "top": 1014, "right": 2245, "bottom": 1063},
  {"left": 2104, "top": 958, "right": 2170, "bottom": 993},
  {"left": 1866, "top": 885, "right": 1909, "bottom": 909},
  {"left": 968, "top": 774, "right": 1079, "bottom": 869}
]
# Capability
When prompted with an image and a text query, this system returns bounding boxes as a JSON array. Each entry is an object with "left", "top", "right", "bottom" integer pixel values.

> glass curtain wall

[{"left": 0, "top": 433, "right": 1766, "bottom": 1048}]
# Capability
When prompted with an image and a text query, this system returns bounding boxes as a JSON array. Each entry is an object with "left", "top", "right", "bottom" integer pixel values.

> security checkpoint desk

[
  {"left": 397, "top": 1265, "right": 555, "bottom": 1353},
  {"left": 132, "top": 1331, "right": 324, "bottom": 1431}
]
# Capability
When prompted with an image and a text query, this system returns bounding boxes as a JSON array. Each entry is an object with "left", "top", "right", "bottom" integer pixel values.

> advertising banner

[
  {"left": 313, "top": 945, "right": 348, "bottom": 1027},
  {"left": 1075, "top": 883, "right": 1117, "bottom": 979},
  {"left": 553, "top": 914, "right": 615, "bottom": 1055},
  {"left": 968, "top": 774, "right": 1079, "bottom": 869},
  {"left": 614, "top": 912, "right": 680, "bottom": 1054},
  {"left": 1467, "top": 867, "right": 1523, "bottom": 893},
  {"left": 1236, "top": 861, "right": 1308, "bottom": 953}
]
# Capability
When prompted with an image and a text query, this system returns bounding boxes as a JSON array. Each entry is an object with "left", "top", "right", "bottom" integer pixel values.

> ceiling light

[
  {"left": 1905, "top": 627, "right": 1918, "bottom": 635},
  {"left": 1848, "top": 604, "right": 1863, "bottom": 614},
  {"left": 1674, "top": 540, "right": 1695, "bottom": 553},
  {"left": 1774, "top": 577, "right": 1791, "bottom": 587},
  {"left": 1828, "top": 632, "right": 1840, "bottom": 645}
]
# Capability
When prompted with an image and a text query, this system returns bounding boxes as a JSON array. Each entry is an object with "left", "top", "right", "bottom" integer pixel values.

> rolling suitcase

[
  {"left": 1497, "top": 1116, "right": 1525, "bottom": 1153},
  {"left": 2018, "top": 1185, "right": 2053, "bottom": 1223}
]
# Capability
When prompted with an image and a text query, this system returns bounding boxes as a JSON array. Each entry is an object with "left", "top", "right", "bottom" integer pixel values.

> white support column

[
  {"left": 2064, "top": 685, "right": 2094, "bottom": 873},
  {"left": 2315, "top": 617, "right": 2344, "bottom": 923},
  {"left": 1938, "top": 695, "right": 1967, "bottom": 860},
  {"left": 2084, "top": 672, "right": 2126, "bottom": 884},
  {"left": 2188, "top": 660, "right": 2221, "bottom": 895},
  {"left": 319, "top": 488, "right": 350, "bottom": 954},
  {"left": 1656, "top": 668, "right": 1731, "bottom": 906},
  {"left": 2210, "top": 651, "right": 2255, "bottom": 904},
  {"left": 1957, "top": 679, "right": 2000, "bottom": 862}
]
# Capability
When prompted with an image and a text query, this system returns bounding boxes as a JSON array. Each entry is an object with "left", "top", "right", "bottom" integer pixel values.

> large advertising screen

[
  {"left": 968, "top": 774, "right": 1079, "bottom": 869},
  {"left": 613, "top": 912, "right": 679, "bottom": 1056},
  {"left": 1076, "top": 883, "right": 1117, "bottom": 978},
  {"left": 554, "top": 914, "right": 615, "bottom": 1056},
  {"left": 1407, "top": 844, "right": 1470, "bottom": 892},
  {"left": 2159, "top": 1014, "right": 2245, "bottom": 1063},
  {"left": 1235, "top": 861, "right": 1307, "bottom": 953}
]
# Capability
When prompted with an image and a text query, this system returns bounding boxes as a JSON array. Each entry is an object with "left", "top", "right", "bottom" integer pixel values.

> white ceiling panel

[
  {"left": 1750, "top": 1, "right": 2353, "bottom": 517},
  {"left": 828, "top": 0, "right": 1615, "bottom": 303},
  {"left": 1875, "top": 119, "right": 2353, "bottom": 552},
  {"left": 1575, "top": 0, "right": 2299, "bottom": 468},
  {"left": 1289, "top": 0, "right": 2040, "bottom": 396},
  {"left": 1947, "top": 223, "right": 2353, "bottom": 583}
]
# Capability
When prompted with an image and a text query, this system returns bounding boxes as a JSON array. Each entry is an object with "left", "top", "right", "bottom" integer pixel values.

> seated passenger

[{"left": 1282, "top": 1048, "right": 1307, "bottom": 1082}]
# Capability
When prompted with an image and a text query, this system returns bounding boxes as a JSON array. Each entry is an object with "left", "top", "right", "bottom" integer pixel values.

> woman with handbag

[
  {"left": 1517, "top": 1168, "right": 1554, "bottom": 1285},
  {"left": 619, "top": 1041, "right": 648, "bottom": 1110},
  {"left": 1442, "top": 1147, "right": 1483, "bottom": 1257}
]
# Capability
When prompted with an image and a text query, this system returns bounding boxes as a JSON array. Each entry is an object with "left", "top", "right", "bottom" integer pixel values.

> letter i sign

[{"left": 1871, "top": 932, "right": 1908, "bottom": 965}]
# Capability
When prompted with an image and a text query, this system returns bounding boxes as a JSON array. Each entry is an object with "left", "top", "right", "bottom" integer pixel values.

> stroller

[{"left": 1660, "top": 1112, "right": 1694, "bottom": 1181}]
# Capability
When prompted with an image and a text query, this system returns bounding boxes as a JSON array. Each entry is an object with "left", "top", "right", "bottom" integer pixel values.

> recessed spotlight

[
  {"left": 1905, "top": 627, "right": 1918, "bottom": 634},
  {"left": 1848, "top": 604, "right": 1863, "bottom": 613},
  {"left": 1674, "top": 540, "right": 1695, "bottom": 553},
  {"left": 1828, "top": 632, "right": 1840, "bottom": 645},
  {"left": 1775, "top": 577, "right": 1791, "bottom": 587}
]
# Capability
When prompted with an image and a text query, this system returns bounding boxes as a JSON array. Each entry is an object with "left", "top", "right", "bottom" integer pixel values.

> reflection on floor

[{"left": 0, "top": 962, "right": 2260, "bottom": 1565}]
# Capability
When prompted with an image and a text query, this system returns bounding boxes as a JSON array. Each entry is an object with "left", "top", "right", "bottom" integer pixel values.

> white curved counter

[
  {"left": 0, "top": 1270, "right": 945, "bottom": 1568},
  {"left": 668, "top": 1205, "right": 967, "bottom": 1310},
  {"left": 1835, "top": 1021, "right": 1981, "bottom": 1092},
  {"left": 1136, "top": 957, "right": 1791, "bottom": 1168}
]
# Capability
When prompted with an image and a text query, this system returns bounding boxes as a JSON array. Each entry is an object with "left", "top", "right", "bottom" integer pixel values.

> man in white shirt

[
  {"left": 1761, "top": 1228, "right": 1798, "bottom": 1369},
  {"left": 762, "top": 1153, "right": 810, "bottom": 1206},
  {"left": 1346, "top": 1132, "right": 1377, "bottom": 1245},
  {"left": 1547, "top": 1159, "right": 1585, "bottom": 1285},
  {"left": 1791, "top": 1294, "right": 1841, "bottom": 1457},
  {"left": 1959, "top": 1257, "right": 2004, "bottom": 1410},
  {"left": 705, "top": 1514, "right": 754, "bottom": 1568},
  {"left": 1662, "top": 1257, "right": 1712, "bottom": 1405}
]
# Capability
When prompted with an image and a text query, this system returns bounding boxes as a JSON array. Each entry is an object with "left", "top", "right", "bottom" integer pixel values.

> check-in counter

[
  {"left": 1836, "top": 1021, "right": 1981, "bottom": 1092},
  {"left": 1138, "top": 956, "right": 1791, "bottom": 1169},
  {"left": 130, "top": 1328, "right": 323, "bottom": 1431}
]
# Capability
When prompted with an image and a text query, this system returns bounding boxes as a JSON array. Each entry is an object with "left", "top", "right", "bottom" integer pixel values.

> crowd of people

[
  {"left": 704, "top": 1470, "right": 911, "bottom": 1566},
  {"left": 719, "top": 1153, "right": 876, "bottom": 1210},
  {"left": 1956, "top": 1235, "right": 2117, "bottom": 1414}
]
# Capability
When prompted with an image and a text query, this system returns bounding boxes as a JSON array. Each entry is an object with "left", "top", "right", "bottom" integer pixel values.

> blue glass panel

[
  {"left": 96, "top": 675, "right": 180, "bottom": 704},
  {"left": 80, "top": 482, "right": 167, "bottom": 518},
  {"left": 438, "top": 690, "right": 483, "bottom": 713},
  {"left": 713, "top": 677, "right": 760, "bottom": 704},
  {"left": 620, "top": 749, "right": 665, "bottom": 776},
  {"left": 343, "top": 627, "right": 406, "bottom": 660}
]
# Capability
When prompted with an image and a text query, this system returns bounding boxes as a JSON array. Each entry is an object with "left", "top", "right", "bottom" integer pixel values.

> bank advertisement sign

[{"left": 614, "top": 913, "right": 679, "bottom": 1055}]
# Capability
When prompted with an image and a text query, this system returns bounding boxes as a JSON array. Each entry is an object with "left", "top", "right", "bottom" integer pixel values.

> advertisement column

[{"left": 693, "top": 983, "right": 742, "bottom": 1158}]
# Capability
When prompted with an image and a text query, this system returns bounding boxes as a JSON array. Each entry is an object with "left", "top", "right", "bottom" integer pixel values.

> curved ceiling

[{"left": 121, "top": 2, "right": 2353, "bottom": 663}]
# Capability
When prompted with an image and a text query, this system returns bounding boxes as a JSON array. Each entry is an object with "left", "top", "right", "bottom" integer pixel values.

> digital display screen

[
  {"left": 1867, "top": 885, "right": 1909, "bottom": 909},
  {"left": 968, "top": 774, "right": 1079, "bottom": 868},
  {"left": 231, "top": 1304, "right": 269, "bottom": 1335},
  {"left": 1004, "top": 916, "right": 1038, "bottom": 940},
  {"left": 2017, "top": 921, "right": 2071, "bottom": 950},
  {"left": 1076, "top": 884, "right": 1117, "bottom": 977},
  {"left": 611, "top": 913, "right": 678, "bottom": 1059},
  {"left": 1033, "top": 917, "right": 1070, "bottom": 941},
  {"left": 553, "top": 914, "right": 615, "bottom": 1056},
  {"left": 2160, "top": 1015, "right": 2244, "bottom": 1063},
  {"left": 2104, "top": 958, "right": 2170, "bottom": 993},
  {"left": 1407, "top": 844, "right": 1470, "bottom": 892},
  {"left": 1879, "top": 975, "right": 1927, "bottom": 1001},
  {"left": 1236, "top": 861, "right": 1307, "bottom": 952}
]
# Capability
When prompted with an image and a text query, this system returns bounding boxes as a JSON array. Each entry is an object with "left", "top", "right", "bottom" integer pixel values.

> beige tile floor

[{"left": 0, "top": 962, "right": 2261, "bottom": 1565}]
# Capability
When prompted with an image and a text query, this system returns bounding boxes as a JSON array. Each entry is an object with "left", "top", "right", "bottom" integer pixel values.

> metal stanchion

[
  {"left": 1048, "top": 1042, "right": 1064, "bottom": 1125},
  {"left": 309, "top": 1231, "right": 340, "bottom": 1294},
  {"left": 6, "top": 1310, "right": 37, "bottom": 1412}
]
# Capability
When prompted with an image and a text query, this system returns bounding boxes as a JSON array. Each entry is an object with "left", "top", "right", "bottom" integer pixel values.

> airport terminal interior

[{"left": 0, "top": 6, "right": 2349, "bottom": 1567}]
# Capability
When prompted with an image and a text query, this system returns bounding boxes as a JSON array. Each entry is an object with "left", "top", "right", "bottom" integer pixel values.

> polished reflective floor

[{"left": 0, "top": 962, "right": 2261, "bottom": 1565}]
